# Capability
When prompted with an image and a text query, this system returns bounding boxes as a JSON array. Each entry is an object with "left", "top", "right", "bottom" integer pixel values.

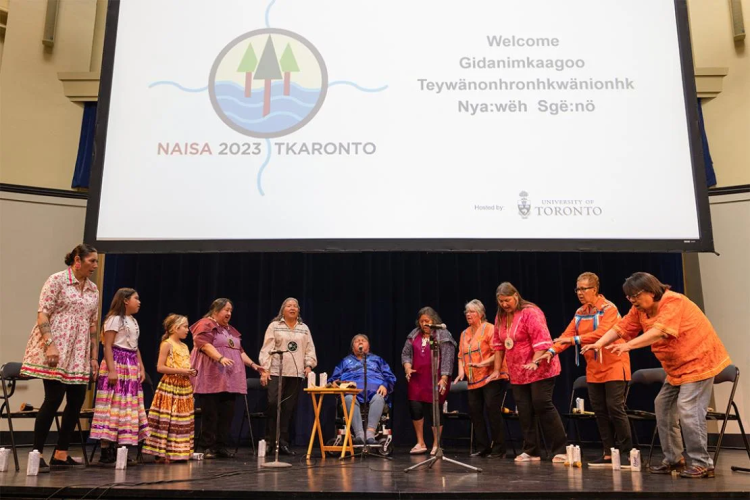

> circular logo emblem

[
  {"left": 228, "top": 338, "right": 235, "bottom": 348},
  {"left": 209, "top": 28, "right": 328, "bottom": 138},
  {"left": 287, "top": 341, "right": 298, "bottom": 352}
]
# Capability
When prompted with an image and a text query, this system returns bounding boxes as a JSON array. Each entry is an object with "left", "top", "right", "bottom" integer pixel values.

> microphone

[
  {"left": 427, "top": 323, "right": 446, "bottom": 330},
  {"left": 358, "top": 346, "right": 364, "bottom": 353}
]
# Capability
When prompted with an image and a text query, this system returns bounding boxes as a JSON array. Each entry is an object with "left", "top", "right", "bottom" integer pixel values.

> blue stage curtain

[
  {"left": 102, "top": 251, "right": 681, "bottom": 447},
  {"left": 698, "top": 99, "right": 717, "bottom": 188},
  {"left": 71, "top": 102, "right": 97, "bottom": 189}
]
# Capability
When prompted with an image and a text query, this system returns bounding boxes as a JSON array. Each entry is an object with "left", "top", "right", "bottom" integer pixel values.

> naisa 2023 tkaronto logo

[
  {"left": 209, "top": 28, "right": 327, "bottom": 139},
  {"left": 517, "top": 191, "right": 604, "bottom": 218}
]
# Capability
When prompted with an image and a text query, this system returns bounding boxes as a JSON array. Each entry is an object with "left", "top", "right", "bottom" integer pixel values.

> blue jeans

[
  {"left": 654, "top": 378, "right": 714, "bottom": 468},
  {"left": 344, "top": 394, "right": 385, "bottom": 439}
]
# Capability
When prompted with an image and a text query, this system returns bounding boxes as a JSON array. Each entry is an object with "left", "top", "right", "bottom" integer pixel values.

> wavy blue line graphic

[
  {"left": 225, "top": 110, "right": 304, "bottom": 126},
  {"left": 148, "top": 81, "right": 208, "bottom": 92},
  {"left": 257, "top": 138, "right": 272, "bottom": 196},
  {"left": 218, "top": 94, "right": 315, "bottom": 109},
  {"left": 265, "top": 0, "right": 276, "bottom": 28},
  {"left": 329, "top": 81, "right": 388, "bottom": 93}
]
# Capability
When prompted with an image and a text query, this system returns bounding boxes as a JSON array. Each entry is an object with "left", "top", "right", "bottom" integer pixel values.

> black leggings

[
  {"left": 33, "top": 380, "right": 87, "bottom": 453},
  {"left": 408, "top": 400, "right": 444, "bottom": 425}
]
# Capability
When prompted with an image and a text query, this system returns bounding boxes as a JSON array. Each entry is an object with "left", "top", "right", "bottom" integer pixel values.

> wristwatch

[{"left": 43, "top": 338, "right": 54, "bottom": 348}]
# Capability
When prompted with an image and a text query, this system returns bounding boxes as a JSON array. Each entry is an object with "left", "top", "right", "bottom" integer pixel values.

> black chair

[
  {"left": 625, "top": 367, "right": 666, "bottom": 466},
  {"left": 561, "top": 376, "right": 598, "bottom": 446},
  {"left": 441, "top": 381, "right": 473, "bottom": 453},
  {"left": 1, "top": 362, "right": 89, "bottom": 471},
  {"left": 234, "top": 378, "right": 267, "bottom": 455},
  {"left": 708, "top": 364, "right": 750, "bottom": 466}
]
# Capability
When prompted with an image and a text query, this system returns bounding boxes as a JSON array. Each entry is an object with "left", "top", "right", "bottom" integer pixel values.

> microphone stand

[
  {"left": 355, "top": 349, "right": 390, "bottom": 461},
  {"left": 262, "top": 350, "right": 292, "bottom": 468},
  {"left": 405, "top": 329, "right": 481, "bottom": 473}
]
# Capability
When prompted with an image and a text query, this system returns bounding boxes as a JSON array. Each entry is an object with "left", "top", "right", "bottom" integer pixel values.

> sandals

[
  {"left": 410, "top": 444, "right": 428, "bottom": 455},
  {"left": 552, "top": 454, "right": 568, "bottom": 463},
  {"left": 430, "top": 447, "right": 438, "bottom": 456},
  {"left": 514, "top": 453, "right": 541, "bottom": 462}
]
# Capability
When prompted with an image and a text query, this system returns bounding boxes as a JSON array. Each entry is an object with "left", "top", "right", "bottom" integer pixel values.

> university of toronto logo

[{"left": 518, "top": 191, "right": 531, "bottom": 219}]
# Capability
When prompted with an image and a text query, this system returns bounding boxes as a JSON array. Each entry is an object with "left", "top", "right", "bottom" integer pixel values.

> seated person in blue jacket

[{"left": 331, "top": 334, "right": 397, "bottom": 445}]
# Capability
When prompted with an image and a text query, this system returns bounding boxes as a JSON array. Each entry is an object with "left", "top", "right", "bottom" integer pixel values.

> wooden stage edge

[{"left": 1, "top": 448, "right": 749, "bottom": 500}]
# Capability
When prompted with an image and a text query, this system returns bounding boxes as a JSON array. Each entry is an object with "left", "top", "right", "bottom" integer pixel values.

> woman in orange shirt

[
  {"left": 455, "top": 299, "right": 509, "bottom": 458},
  {"left": 538, "top": 272, "right": 632, "bottom": 467},
  {"left": 583, "top": 272, "right": 730, "bottom": 479}
]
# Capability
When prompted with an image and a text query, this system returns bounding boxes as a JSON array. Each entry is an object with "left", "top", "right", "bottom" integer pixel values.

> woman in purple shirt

[
  {"left": 190, "top": 298, "right": 264, "bottom": 459},
  {"left": 401, "top": 307, "right": 456, "bottom": 455}
]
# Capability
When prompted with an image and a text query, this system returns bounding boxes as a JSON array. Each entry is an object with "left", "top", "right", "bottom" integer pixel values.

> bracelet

[
  {"left": 547, "top": 348, "right": 557, "bottom": 356},
  {"left": 218, "top": 356, "right": 225, "bottom": 363}
]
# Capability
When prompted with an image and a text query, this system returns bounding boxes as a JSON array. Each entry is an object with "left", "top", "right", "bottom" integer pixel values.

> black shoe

[
  {"left": 470, "top": 449, "right": 490, "bottom": 458},
  {"left": 38, "top": 458, "right": 50, "bottom": 474},
  {"left": 588, "top": 456, "right": 613, "bottom": 468},
  {"left": 353, "top": 437, "right": 365, "bottom": 446},
  {"left": 366, "top": 438, "right": 378, "bottom": 446},
  {"left": 487, "top": 449, "right": 506, "bottom": 459},
  {"left": 278, "top": 445, "right": 296, "bottom": 456},
  {"left": 203, "top": 450, "right": 217, "bottom": 459},
  {"left": 50, "top": 456, "right": 84, "bottom": 467},
  {"left": 216, "top": 448, "right": 235, "bottom": 459},
  {"left": 98, "top": 447, "right": 115, "bottom": 465}
]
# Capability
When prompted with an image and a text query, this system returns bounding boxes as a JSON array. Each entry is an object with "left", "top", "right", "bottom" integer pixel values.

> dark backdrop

[{"left": 101, "top": 251, "right": 680, "bottom": 448}]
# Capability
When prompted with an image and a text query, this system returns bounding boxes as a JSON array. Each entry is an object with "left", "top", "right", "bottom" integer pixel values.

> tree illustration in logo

[
  {"left": 279, "top": 44, "right": 299, "bottom": 96},
  {"left": 209, "top": 28, "right": 327, "bottom": 138},
  {"left": 237, "top": 43, "right": 258, "bottom": 98}
]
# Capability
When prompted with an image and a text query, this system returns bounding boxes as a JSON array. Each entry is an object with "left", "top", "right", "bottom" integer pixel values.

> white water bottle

[
  {"left": 307, "top": 371, "right": 316, "bottom": 387},
  {"left": 115, "top": 446, "right": 128, "bottom": 470},
  {"left": 442, "top": 401, "right": 448, "bottom": 413},
  {"left": 611, "top": 447, "right": 621, "bottom": 470},
  {"left": 258, "top": 439, "right": 267, "bottom": 457},
  {"left": 630, "top": 448, "right": 641, "bottom": 471},
  {"left": 0, "top": 448, "right": 10, "bottom": 472},
  {"left": 26, "top": 449, "right": 40, "bottom": 476},
  {"left": 565, "top": 444, "right": 574, "bottom": 466},
  {"left": 319, "top": 372, "right": 328, "bottom": 387}
]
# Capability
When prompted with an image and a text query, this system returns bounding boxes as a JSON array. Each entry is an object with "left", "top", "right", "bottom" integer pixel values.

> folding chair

[
  {"left": 708, "top": 364, "right": 750, "bottom": 466},
  {"left": 441, "top": 380, "right": 474, "bottom": 454},
  {"left": 561, "top": 375, "right": 598, "bottom": 446},
  {"left": 234, "top": 378, "right": 267, "bottom": 455},
  {"left": 1, "top": 362, "right": 89, "bottom": 471},
  {"left": 625, "top": 367, "right": 666, "bottom": 467}
]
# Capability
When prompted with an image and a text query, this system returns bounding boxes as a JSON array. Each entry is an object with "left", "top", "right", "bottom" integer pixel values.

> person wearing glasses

[
  {"left": 582, "top": 272, "right": 730, "bottom": 479},
  {"left": 537, "top": 272, "right": 632, "bottom": 467}
]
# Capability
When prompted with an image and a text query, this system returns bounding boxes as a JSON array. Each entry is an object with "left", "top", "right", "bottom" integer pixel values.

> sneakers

[
  {"left": 50, "top": 455, "right": 84, "bottom": 467},
  {"left": 588, "top": 455, "right": 613, "bottom": 468},
  {"left": 366, "top": 437, "right": 378, "bottom": 445},
  {"left": 649, "top": 458, "right": 686, "bottom": 474},
  {"left": 680, "top": 465, "right": 715, "bottom": 478}
]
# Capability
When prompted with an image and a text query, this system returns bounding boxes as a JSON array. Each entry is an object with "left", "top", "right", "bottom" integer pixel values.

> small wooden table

[{"left": 304, "top": 387, "right": 361, "bottom": 459}]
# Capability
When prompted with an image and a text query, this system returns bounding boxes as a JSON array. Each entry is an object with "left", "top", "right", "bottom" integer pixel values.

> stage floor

[{"left": 1, "top": 448, "right": 749, "bottom": 499}]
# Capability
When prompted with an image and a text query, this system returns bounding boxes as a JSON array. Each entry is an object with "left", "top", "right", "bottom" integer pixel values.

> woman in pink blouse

[
  {"left": 490, "top": 282, "right": 567, "bottom": 463},
  {"left": 20, "top": 244, "right": 100, "bottom": 472}
]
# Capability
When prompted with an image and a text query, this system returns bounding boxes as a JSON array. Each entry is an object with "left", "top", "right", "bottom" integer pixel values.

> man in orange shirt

[
  {"left": 539, "top": 272, "right": 632, "bottom": 467},
  {"left": 583, "top": 272, "right": 730, "bottom": 479}
]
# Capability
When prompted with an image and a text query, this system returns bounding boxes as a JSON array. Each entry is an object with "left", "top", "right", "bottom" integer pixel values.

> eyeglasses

[
  {"left": 574, "top": 286, "right": 595, "bottom": 293},
  {"left": 626, "top": 290, "right": 644, "bottom": 302}
]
